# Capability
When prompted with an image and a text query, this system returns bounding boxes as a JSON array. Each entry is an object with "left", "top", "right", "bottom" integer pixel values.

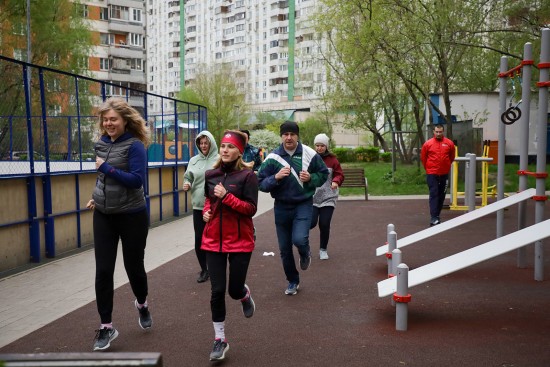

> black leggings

[
  {"left": 193, "top": 209, "right": 208, "bottom": 272},
  {"left": 206, "top": 251, "right": 252, "bottom": 322},
  {"left": 310, "top": 206, "right": 335, "bottom": 250},
  {"left": 93, "top": 208, "right": 149, "bottom": 324}
]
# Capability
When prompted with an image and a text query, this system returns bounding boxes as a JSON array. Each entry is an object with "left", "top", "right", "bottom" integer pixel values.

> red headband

[{"left": 221, "top": 131, "right": 245, "bottom": 154}]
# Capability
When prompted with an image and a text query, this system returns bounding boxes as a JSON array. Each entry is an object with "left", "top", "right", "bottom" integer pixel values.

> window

[
  {"left": 110, "top": 5, "right": 129, "bottom": 20},
  {"left": 99, "top": 7, "right": 109, "bottom": 20},
  {"left": 129, "top": 59, "right": 143, "bottom": 70},
  {"left": 131, "top": 9, "right": 142, "bottom": 23},
  {"left": 13, "top": 49, "right": 26, "bottom": 61},
  {"left": 129, "top": 33, "right": 143, "bottom": 47},
  {"left": 48, "top": 104, "right": 62, "bottom": 116},
  {"left": 78, "top": 4, "right": 88, "bottom": 18},
  {"left": 99, "top": 58, "right": 111, "bottom": 70},
  {"left": 100, "top": 33, "right": 114, "bottom": 45}
]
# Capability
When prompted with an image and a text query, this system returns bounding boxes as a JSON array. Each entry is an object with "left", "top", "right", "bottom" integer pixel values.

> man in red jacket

[{"left": 421, "top": 124, "right": 455, "bottom": 226}]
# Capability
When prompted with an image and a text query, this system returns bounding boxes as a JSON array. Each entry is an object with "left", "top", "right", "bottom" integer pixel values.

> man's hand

[
  {"left": 299, "top": 170, "right": 310, "bottom": 182},
  {"left": 275, "top": 166, "right": 291, "bottom": 181},
  {"left": 203, "top": 210, "right": 212, "bottom": 222}
]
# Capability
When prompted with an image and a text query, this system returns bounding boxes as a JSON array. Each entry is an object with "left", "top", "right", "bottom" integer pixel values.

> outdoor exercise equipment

[
  {"left": 500, "top": 72, "right": 522, "bottom": 125},
  {"left": 449, "top": 143, "right": 494, "bottom": 211},
  {"left": 376, "top": 29, "right": 549, "bottom": 330},
  {"left": 375, "top": 188, "right": 536, "bottom": 257}
]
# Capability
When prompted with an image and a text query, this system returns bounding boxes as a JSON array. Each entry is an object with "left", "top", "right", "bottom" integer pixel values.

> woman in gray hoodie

[{"left": 183, "top": 130, "right": 219, "bottom": 282}]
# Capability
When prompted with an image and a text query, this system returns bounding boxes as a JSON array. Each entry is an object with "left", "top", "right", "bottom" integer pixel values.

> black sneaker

[
  {"left": 241, "top": 284, "right": 255, "bottom": 318},
  {"left": 299, "top": 252, "right": 311, "bottom": 270},
  {"left": 209, "top": 339, "right": 229, "bottom": 361},
  {"left": 430, "top": 218, "right": 440, "bottom": 226},
  {"left": 197, "top": 270, "right": 209, "bottom": 283},
  {"left": 135, "top": 300, "right": 152, "bottom": 329},
  {"left": 92, "top": 327, "right": 118, "bottom": 351}
]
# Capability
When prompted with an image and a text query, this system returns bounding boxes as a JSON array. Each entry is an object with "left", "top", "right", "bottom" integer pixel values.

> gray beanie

[{"left": 314, "top": 133, "right": 329, "bottom": 147}]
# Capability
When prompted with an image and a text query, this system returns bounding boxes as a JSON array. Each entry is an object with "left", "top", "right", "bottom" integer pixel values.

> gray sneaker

[
  {"left": 93, "top": 327, "right": 118, "bottom": 351},
  {"left": 320, "top": 250, "right": 329, "bottom": 260},
  {"left": 210, "top": 339, "right": 229, "bottom": 361},
  {"left": 299, "top": 252, "right": 311, "bottom": 270},
  {"left": 135, "top": 300, "right": 152, "bottom": 329},
  {"left": 285, "top": 282, "right": 299, "bottom": 295},
  {"left": 241, "top": 284, "right": 255, "bottom": 318}
]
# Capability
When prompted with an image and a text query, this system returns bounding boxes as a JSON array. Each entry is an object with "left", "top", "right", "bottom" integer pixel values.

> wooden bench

[{"left": 340, "top": 168, "right": 368, "bottom": 200}]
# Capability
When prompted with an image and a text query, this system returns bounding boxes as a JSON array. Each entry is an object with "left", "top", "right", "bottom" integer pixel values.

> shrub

[
  {"left": 380, "top": 152, "right": 392, "bottom": 162},
  {"left": 332, "top": 147, "right": 353, "bottom": 163}
]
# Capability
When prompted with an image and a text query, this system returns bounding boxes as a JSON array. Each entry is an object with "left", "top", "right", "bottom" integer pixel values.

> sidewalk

[{"left": 0, "top": 192, "right": 275, "bottom": 348}]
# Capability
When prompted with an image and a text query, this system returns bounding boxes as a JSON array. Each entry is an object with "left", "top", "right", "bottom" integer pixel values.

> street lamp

[{"left": 234, "top": 105, "right": 240, "bottom": 130}]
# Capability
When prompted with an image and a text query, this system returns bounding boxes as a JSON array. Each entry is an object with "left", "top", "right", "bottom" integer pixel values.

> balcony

[
  {"left": 109, "top": 44, "right": 144, "bottom": 59},
  {"left": 108, "top": 20, "right": 144, "bottom": 34}
]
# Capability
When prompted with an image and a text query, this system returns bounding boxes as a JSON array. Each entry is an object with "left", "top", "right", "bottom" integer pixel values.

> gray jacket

[{"left": 92, "top": 135, "right": 146, "bottom": 214}]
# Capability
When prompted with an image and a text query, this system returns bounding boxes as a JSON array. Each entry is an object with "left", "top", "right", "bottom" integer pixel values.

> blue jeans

[{"left": 274, "top": 199, "right": 313, "bottom": 284}]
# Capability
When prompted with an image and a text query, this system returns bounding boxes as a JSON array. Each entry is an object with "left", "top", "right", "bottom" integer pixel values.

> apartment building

[
  {"left": 84, "top": 0, "right": 147, "bottom": 109},
  {"left": 146, "top": 0, "right": 327, "bottom": 116}
]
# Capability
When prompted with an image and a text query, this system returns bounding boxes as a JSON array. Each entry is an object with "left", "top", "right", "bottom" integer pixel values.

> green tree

[
  {"left": 179, "top": 64, "right": 246, "bottom": 143},
  {"left": 249, "top": 129, "right": 280, "bottom": 153},
  {"left": 313, "top": 0, "right": 544, "bottom": 151},
  {"left": 298, "top": 115, "right": 331, "bottom": 146},
  {"left": 0, "top": 0, "right": 93, "bottom": 158}
]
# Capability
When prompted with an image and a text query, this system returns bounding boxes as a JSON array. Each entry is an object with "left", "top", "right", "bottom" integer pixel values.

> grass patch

[{"left": 340, "top": 162, "right": 549, "bottom": 197}]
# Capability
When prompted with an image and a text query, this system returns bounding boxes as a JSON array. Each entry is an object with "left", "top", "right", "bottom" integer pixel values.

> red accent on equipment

[
  {"left": 393, "top": 293, "right": 412, "bottom": 303},
  {"left": 518, "top": 170, "right": 548, "bottom": 179},
  {"left": 385, "top": 252, "right": 392, "bottom": 259},
  {"left": 538, "top": 62, "right": 550, "bottom": 69},
  {"left": 533, "top": 196, "right": 548, "bottom": 202},
  {"left": 537, "top": 81, "right": 550, "bottom": 88}
]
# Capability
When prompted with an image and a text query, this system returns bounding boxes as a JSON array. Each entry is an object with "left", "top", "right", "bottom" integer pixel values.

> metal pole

[
  {"left": 464, "top": 153, "right": 472, "bottom": 208},
  {"left": 387, "top": 231, "right": 397, "bottom": 277},
  {"left": 534, "top": 28, "right": 549, "bottom": 281},
  {"left": 467, "top": 153, "right": 477, "bottom": 212},
  {"left": 385, "top": 223, "right": 394, "bottom": 269},
  {"left": 496, "top": 57, "right": 508, "bottom": 238},
  {"left": 26, "top": 0, "right": 32, "bottom": 157},
  {"left": 517, "top": 43, "right": 533, "bottom": 268},
  {"left": 395, "top": 263, "right": 410, "bottom": 331},
  {"left": 390, "top": 249, "right": 402, "bottom": 307}
]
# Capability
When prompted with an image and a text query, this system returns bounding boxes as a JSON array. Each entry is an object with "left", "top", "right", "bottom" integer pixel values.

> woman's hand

[
  {"left": 203, "top": 210, "right": 212, "bottom": 222},
  {"left": 331, "top": 182, "right": 339, "bottom": 190},
  {"left": 95, "top": 157, "right": 105, "bottom": 170},
  {"left": 86, "top": 199, "right": 95, "bottom": 210},
  {"left": 183, "top": 182, "right": 191, "bottom": 191},
  {"left": 213, "top": 182, "right": 227, "bottom": 198}
]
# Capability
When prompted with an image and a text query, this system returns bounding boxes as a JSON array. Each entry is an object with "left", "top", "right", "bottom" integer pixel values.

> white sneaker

[{"left": 320, "top": 250, "right": 329, "bottom": 260}]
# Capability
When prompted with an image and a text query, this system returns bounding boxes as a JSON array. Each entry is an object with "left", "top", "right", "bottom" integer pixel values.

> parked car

[{"left": 7, "top": 151, "right": 46, "bottom": 161}]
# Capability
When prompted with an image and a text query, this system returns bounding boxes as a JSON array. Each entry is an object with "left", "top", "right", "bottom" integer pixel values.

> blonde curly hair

[{"left": 96, "top": 97, "right": 151, "bottom": 147}]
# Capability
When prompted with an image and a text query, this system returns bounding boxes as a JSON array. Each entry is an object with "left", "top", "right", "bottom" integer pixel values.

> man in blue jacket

[{"left": 258, "top": 121, "right": 328, "bottom": 295}]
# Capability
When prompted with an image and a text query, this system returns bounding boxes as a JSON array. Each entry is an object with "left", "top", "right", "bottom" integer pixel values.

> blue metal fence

[{"left": 0, "top": 55, "right": 207, "bottom": 267}]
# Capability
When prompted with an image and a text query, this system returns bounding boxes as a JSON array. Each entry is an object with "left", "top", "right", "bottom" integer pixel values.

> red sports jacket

[
  {"left": 420, "top": 137, "right": 456, "bottom": 175},
  {"left": 201, "top": 163, "right": 258, "bottom": 253}
]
